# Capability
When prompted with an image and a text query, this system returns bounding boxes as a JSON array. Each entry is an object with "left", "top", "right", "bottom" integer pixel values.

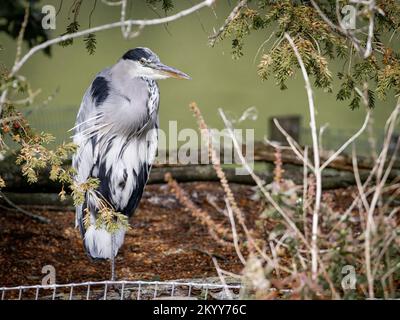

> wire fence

[{"left": 0, "top": 280, "right": 243, "bottom": 300}]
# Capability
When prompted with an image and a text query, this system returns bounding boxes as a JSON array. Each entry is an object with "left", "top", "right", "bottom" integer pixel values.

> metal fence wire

[{"left": 0, "top": 280, "right": 242, "bottom": 300}]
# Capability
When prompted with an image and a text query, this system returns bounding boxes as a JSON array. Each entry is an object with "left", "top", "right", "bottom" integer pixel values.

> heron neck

[{"left": 110, "top": 59, "right": 143, "bottom": 84}]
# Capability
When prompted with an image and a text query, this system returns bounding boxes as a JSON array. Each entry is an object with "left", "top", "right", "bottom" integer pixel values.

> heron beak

[{"left": 153, "top": 62, "right": 191, "bottom": 80}]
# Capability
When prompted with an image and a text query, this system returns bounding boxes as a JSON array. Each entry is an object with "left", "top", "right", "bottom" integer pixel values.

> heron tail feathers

[
  {"left": 75, "top": 201, "right": 126, "bottom": 260},
  {"left": 83, "top": 225, "right": 126, "bottom": 259}
]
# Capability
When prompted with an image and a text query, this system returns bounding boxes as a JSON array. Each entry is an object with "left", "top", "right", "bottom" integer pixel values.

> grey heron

[{"left": 72, "top": 47, "right": 190, "bottom": 280}]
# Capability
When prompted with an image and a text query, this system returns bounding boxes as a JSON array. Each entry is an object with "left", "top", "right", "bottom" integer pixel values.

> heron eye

[{"left": 139, "top": 58, "right": 147, "bottom": 65}]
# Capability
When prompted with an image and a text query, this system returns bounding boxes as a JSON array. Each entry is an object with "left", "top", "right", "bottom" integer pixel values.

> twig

[
  {"left": 364, "top": 100, "right": 400, "bottom": 298},
  {"left": 352, "top": 145, "right": 371, "bottom": 213},
  {"left": 189, "top": 102, "right": 253, "bottom": 247},
  {"left": 284, "top": 33, "right": 321, "bottom": 282},
  {"left": 164, "top": 172, "right": 233, "bottom": 247},
  {"left": 310, "top": 0, "right": 363, "bottom": 55},
  {"left": 0, "top": 0, "right": 215, "bottom": 115},
  {"left": 212, "top": 257, "right": 234, "bottom": 299},
  {"left": 320, "top": 111, "right": 370, "bottom": 171},
  {"left": 191, "top": 247, "right": 226, "bottom": 261},
  {"left": 208, "top": 0, "right": 247, "bottom": 47},
  {"left": 0, "top": 115, "right": 24, "bottom": 125},
  {"left": 0, "top": 192, "right": 49, "bottom": 224},
  {"left": 273, "top": 119, "right": 315, "bottom": 172},
  {"left": 364, "top": 0, "right": 376, "bottom": 58},
  {"left": 191, "top": 103, "right": 289, "bottom": 273},
  {"left": 302, "top": 147, "right": 310, "bottom": 242},
  {"left": 219, "top": 108, "right": 339, "bottom": 298},
  {"left": 15, "top": 4, "right": 30, "bottom": 65},
  {"left": 9, "top": 0, "right": 215, "bottom": 77},
  {"left": 225, "top": 199, "right": 246, "bottom": 265}
]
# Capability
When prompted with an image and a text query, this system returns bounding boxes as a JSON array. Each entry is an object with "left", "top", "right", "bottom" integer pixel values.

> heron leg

[{"left": 110, "top": 233, "right": 116, "bottom": 281}]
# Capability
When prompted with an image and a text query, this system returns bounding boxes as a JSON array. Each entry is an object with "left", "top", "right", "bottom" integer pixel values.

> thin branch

[
  {"left": 165, "top": 172, "right": 233, "bottom": 247},
  {"left": 225, "top": 198, "right": 246, "bottom": 265},
  {"left": 310, "top": 0, "right": 373, "bottom": 56},
  {"left": 320, "top": 111, "right": 370, "bottom": 171},
  {"left": 363, "top": 0, "right": 376, "bottom": 58},
  {"left": 219, "top": 108, "right": 339, "bottom": 298},
  {"left": 88, "top": 0, "right": 98, "bottom": 28},
  {"left": 352, "top": 145, "right": 371, "bottom": 213},
  {"left": 302, "top": 146, "right": 310, "bottom": 242},
  {"left": 284, "top": 33, "right": 321, "bottom": 282},
  {"left": 0, "top": 192, "right": 49, "bottom": 224},
  {"left": 219, "top": 108, "right": 309, "bottom": 248},
  {"left": 318, "top": 0, "right": 362, "bottom": 50},
  {"left": 101, "top": 0, "right": 123, "bottom": 6},
  {"left": 15, "top": 4, "right": 30, "bottom": 65},
  {"left": 208, "top": 0, "right": 247, "bottom": 47},
  {"left": 10, "top": 0, "right": 215, "bottom": 77},
  {"left": 364, "top": 98, "right": 400, "bottom": 299},
  {"left": 56, "top": 0, "right": 64, "bottom": 16},
  {"left": 273, "top": 118, "right": 315, "bottom": 172},
  {"left": 212, "top": 257, "right": 234, "bottom": 299},
  {"left": 0, "top": 0, "right": 215, "bottom": 115}
]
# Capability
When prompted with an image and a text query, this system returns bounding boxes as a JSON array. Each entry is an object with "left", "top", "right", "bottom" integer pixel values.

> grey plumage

[{"left": 72, "top": 47, "right": 189, "bottom": 263}]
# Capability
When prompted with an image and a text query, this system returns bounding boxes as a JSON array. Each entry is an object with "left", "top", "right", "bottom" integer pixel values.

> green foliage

[
  {"left": 70, "top": 177, "right": 99, "bottom": 206},
  {"left": 376, "top": 61, "right": 400, "bottom": 100},
  {"left": 14, "top": 132, "right": 76, "bottom": 188},
  {"left": 95, "top": 208, "right": 130, "bottom": 234},
  {"left": 83, "top": 197, "right": 130, "bottom": 234},
  {"left": 59, "top": 22, "right": 80, "bottom": 47},
  {"left": 212, "top": 0, "right": 400, "bottom": 109},
  {"left": 84, "top": 33, "right": 97, "bottom": 55},
  {"left": 58, "top": 0, "right": 99, "bottom": 54}
]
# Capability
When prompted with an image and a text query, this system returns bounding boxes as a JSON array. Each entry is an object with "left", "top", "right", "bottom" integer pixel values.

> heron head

[{"left": 121, "top": 47, "right": 191, "bottom": 80}]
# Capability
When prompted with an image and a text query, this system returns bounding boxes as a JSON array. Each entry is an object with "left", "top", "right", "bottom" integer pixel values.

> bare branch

[
  {"left": 225, "top": 199, "right": 246, "bottom": 265},
  {"left": 0, "top": 0, "right": 215, "bottom": 116},
  {"left": 352, "top": 145, "right": 371, "bottom": 213},
  {"left": 310, "top": 0, "right": 378, "bottom": 57},
  {"left": 219, "top": 108, "right": 339, "bottom": 298},
  {"left": 273, "top": 118, "right": 315, "bottom": 172},
  {"left": 364, "top": 0, "right": 376, "bottom": 58},
  {"left": 10, "top": 0, "right": 215, "bottom": 77},
  {"left": 209, "top": 0, "right": 247, "bottom": 47},
  {"left": 364, "top": 98, "right": 400, "bottom": 298},
  {"left": 15, "top": 4, "right": 30, "bottom": 65},
  {"left": 284, "top": 33, "right": 321, "bottom": 281},
  {"left": 212, "top": 256, "right": 234, "bottom": 299},
  {"left": 320, "top": 111, "right": 370, "bottom": 171},
  {"left": 0, "top": 191, "right": 49, "bottom": 224}
]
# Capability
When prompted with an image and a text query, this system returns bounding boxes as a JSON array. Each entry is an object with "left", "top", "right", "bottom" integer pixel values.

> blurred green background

[{"left": 1, "top": 0, "right": 397, "bottom": 151}]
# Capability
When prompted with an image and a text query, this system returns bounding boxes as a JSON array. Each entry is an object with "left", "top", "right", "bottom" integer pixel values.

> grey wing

[
  {"left": 72, "top": 71, "right": 108, "bottom": 232},
  {"left": 72, "top": 68, "right": 112, "bottom": 179},
  {"left": 72, "top": 92, "right": 95, "bottom": 177}
]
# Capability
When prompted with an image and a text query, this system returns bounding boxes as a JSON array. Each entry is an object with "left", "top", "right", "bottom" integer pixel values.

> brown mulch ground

[{"left": 0, "top": 182, "right": 264, "bottom": 287}]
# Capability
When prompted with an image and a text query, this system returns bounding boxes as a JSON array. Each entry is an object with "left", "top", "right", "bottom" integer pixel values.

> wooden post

[{"left": 269, "top": 115, "right": 301, "bottom": 145}]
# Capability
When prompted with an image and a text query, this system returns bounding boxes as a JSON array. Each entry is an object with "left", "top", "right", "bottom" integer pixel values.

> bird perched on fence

[{"left": 72, "top": 47, "right": 190, "bottom": 280}]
